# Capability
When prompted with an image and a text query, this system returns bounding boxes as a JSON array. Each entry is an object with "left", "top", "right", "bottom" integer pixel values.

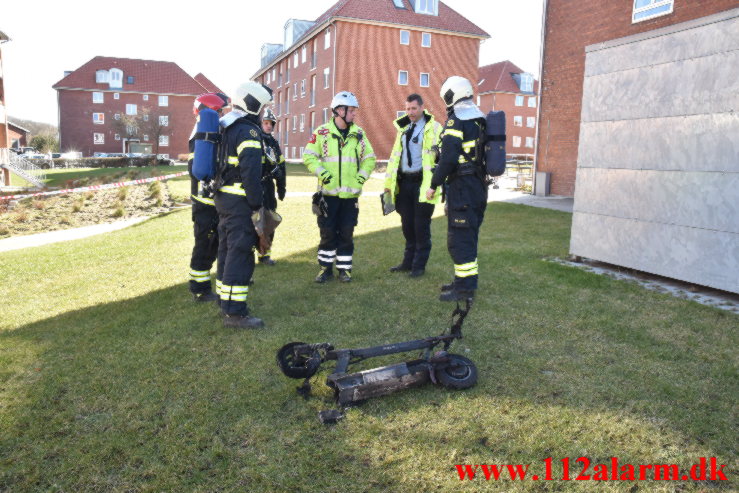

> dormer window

[
  {"left": 519, "top": 73, "right": 534, "bottom": 92},
  {"left": 95, "top": 70, "right": 109, "bottom": 84},
  {"left": 109, "top": 68, "right": 123, "bottom": 89},
  {"left": 414, "top": 0, "right": 438, "bottom": 15},
  {"left": 392, "top": 0, "right": 406, "bottom": 8}
]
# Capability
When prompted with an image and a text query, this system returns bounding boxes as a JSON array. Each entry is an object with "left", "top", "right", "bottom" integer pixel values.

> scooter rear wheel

[
  {"left": 434, "top": 354, "right": 478, "bottom": 389},
  {"left": 277, "top": 342, "right": 320, "bottom": 379}
]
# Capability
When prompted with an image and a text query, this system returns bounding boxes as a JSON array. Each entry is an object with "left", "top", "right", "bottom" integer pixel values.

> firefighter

[
  {"left": 188, "top": 92, "right": 230, "bottom": 302},
  {"left": 384, "top": 93, "right": 443, "bottom": 278},
  {"left": 257, "top": 107, "right": 286, "bottom": 265},
  {"left": 214, "top": 81, "right": 272, "bottom": 328},
  {"left": 426, "top": 76, "right": 488, "bottom": 301},
  {"left": 303, "top": 91, "right": 376, "bottom": 283}
]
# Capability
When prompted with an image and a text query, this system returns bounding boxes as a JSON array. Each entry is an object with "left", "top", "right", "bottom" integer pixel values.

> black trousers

[
  {"left": 317, "top": 196, "right": 359, "bottom": 271},
  {"left": 395, "top": 176, "right": 435, "bottom": 270},
  {"left": 189, "top": 201, "right": 219, "bottom": 294},
  {"left": 446, "top": 175, "right": 488, "bottom": 291},
  {"left": 259, "top": 178, "right": 277, "bottom": 258},
  {"left": 215, "top": 192, "right": 257, "bottom": 316}
]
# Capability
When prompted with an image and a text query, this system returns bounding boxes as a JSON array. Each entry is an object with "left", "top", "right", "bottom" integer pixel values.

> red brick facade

[
  {"left": 255, "top": 1, "right": 487, "bottom": 162},
  {"left": 537, "top": 0, "right": 738, "bottom": 196},
  {"left": 7, "top": 123, "right": 28, "bottom": 148}
]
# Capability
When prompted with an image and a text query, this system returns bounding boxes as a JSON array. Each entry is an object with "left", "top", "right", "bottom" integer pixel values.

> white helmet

[
  {"left": 262, "top": 107, "right": 277, "bottom": 123},
  {"left": 229, "top": 81, "right": 273, "bottom": 116},
  {"left": 331, "top": 91, "right": 359, "bottom": 110},
  {"left": 440, "top": 76, "right": 474, "bottom": 108}
]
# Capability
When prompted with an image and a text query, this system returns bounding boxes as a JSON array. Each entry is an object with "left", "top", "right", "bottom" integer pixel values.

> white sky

[{"left": 2, "top": 0, "right": 543, "bottom": 125}]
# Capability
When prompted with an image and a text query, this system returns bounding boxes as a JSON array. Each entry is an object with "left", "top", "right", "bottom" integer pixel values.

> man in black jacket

[
  {"left": 215, "top": 82, "right": 272, "bottom": 328},
  {"left": 257, "top": 107, "right": 286, "bottom": 266}
]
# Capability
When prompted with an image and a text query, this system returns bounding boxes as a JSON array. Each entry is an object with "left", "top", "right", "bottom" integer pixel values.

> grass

[
  {"left": 8, "top": 165, "right": 187, "bottom": 189},
  {"left": 0, "top": 168, "right": 737, "bottom": 492}
]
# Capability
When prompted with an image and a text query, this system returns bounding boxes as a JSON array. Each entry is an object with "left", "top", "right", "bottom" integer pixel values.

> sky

[{"left": 2, "top": 0, "right": 543, "bottom": 126}]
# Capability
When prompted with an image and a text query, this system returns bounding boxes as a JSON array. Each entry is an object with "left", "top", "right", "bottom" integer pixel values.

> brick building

[
  {"left": 536, "top": 0, "right": 738, "bottom": 197},
  {"left": 53, "top": 57, "right": 223, "bottom": 158},
  {"left": 252, "top": 0, "right": 488, "bottom": 162},
  {"left": 0, "top": 30, "right": 10, "bottom": 186},
  {"left": 7, "top": 122, "right": 29, "bottom": 149},
  {"left": 477, "top": 60, "right": 539, "bottom": 156}
]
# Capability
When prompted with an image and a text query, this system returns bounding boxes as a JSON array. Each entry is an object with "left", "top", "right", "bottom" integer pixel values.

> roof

[
  {"left": 477, "top": 60, "right": 539, "bottom": 94},
  {"left": 194, "top": 73, "right": 225, "bottom": 94},
  {"left": 52, "top": 56, "right": 207, "bottom": 95},
  {"left": 254, "top": 0, "right": 488, "bottom": 77},
  {"left": 7, "top": 122, "right": 30, "bottom": 134},
  {"left": 0, "top": 30, "right": 10, "bottom": 42}
]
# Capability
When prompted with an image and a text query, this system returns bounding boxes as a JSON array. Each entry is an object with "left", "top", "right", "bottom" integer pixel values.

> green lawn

[
  {"left": 0, "top": 168, "right": 736, "bottom": 492},
  {"left": 9, "top": 165, "right": 188, "bottom": 189}
]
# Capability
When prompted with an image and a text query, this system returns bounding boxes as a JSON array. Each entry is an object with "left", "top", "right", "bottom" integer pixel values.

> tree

[
  {"left": 139, "top": 108, "right": 169, "bottom": 157},
  {"left": 111, "top": 108, "right": 168, "bottom": 155},
  {"left": 29, "top": 133, "right": 59, "bottom": 153}
]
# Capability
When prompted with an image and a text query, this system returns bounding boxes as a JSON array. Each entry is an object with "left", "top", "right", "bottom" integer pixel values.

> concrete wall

[{"left": 571, "top": 9, "right": 739, "bottom": 294}]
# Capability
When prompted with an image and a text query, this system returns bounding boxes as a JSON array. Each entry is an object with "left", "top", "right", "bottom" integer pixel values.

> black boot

[
  {"left": 223, "top": 314, "right": 265, "bottom": 329},
  {"left": 389, "top": 263, "right": 411, "bottom": 273},
  {"left": 315, "top": 267, "right": 334, "bottom": 283},
  {"left": 440, "top": 281, "right": 455, "bottom": 291},
  {"left": 259, "top": 256, "right": 276, "bottom": 266},
  {"left": 338, "top": 269, "right": 352, "bottom": 283},
  {"left": 192, "top": 291, "right": 219, "bottom": 302}
]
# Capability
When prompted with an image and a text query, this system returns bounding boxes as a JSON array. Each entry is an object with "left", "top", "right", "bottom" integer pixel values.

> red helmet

[{"left": 193, "top": 92, "right": 230, "bottom": 114}]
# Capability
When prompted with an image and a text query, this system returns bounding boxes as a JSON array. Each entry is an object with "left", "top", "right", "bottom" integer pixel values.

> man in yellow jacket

[
  {"left": 384, "top": 94, "right": 443, "bottom": 277},
  {"left": 303, "top": 91, "right": 376, "bottom": 283}
]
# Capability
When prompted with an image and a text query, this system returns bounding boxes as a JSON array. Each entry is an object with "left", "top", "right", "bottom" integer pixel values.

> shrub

[
  {"left": 14, "top": 210, "right": 29, "bottom": 223},
  {"left": 33, "top": 200, "right": 46, "bottom": 211},
  {"left": 118, "top": 187, "right": 128, "bottom": 200}
]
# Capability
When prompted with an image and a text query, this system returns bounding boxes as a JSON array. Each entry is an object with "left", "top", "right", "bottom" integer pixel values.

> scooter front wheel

[
  {"left": 434, "top": 354, "right": 478, "bottom": 389},
  {"left": 277, "top": 342, "right": 320, "bottom": 379}
]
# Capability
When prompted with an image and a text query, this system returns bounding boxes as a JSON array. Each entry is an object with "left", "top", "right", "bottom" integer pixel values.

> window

[
  {"left": 528, "top": 97, "right": 536, "bottom": 108},
  {"left": 286, "top": 88, "right": 290, "bottom": 114},
  {"left": 293, "top": 83, "right": 297, "bottom": 99},
  {"left": 519, "top": 73, "right": 534, "bottom": 92},
  {"left": 414, "top": 0, "right": 438, "bottom": 15},
  {"left": 126, "top": 104, "right": 137, "bottom": 115},
  {"left": 632, "top": 0, "right": 673, "bottom": 22},
  {"left": 323, "top": 108, "right": 329, "bottom": 124},
  {"left": 324, "top": 28, "right": 331, "bottom": 49},
  {"left": 420, "top": 73, "right": 430, "bottom": 87},
  {"left": 279, "top": 71, "right": 283, "bottom": 87},
  {"left": 159, "top": 135, "right": 169, "bottom": 147},
  {"left": 143, "top": 134, "right": 149, "bottom": 142},
  {"left": 310, "top": 75, "right": 316, "bottom": 106},
  {"left": 158, "top": 95, "right": 168, "bottom": 106},
  {"left": 126, "top": 125, "right": 137, "bottom": 135},
  {"left": 109, "top": 68, "right": 123, "bottom": 89},
  {"left": 92, "top": 92, "right": 104, "bottom": 103},
  {"left": 310, "top": 112, "right": 316, "bottom": 132},
  {"left": 515, "top": 95, "right": 524, "bottom": 106},
  {"left": 300, "top": 114, "right": 305, "bottom": 132},
  {"left": 293, "top": 116, "right": 297, "bottom": 131},
  {"left": 301, "top": 45, "right": 307, "bottom": 63},
  {"left": 159, "top": 115, "right": 169, "bottom": 126},
  {"left": 143, "top": 114, "right": 149, "bottom": 122},
  {"left": 277, "top": 92, "right": 282, "bottom": 116},
  {"left": 95, "top": 70, "right": 108, "bottom": 83},
  {"left": 301, "top": 79, "right": 306, "bottom": 98},
  {"left": 114, "top": 113, "right": 121, "bottom": 120},
  {"left": 94, "top": 133, "right": 105, "bottom": 145},
  {"left": 392, "top": 0, "right": 406, "bottom": 8},
  {"left": 398, "top": 70, "right": 409, "bottom": 85},
  {"left": 272, "top": 68, "right": 276, "bottom": 81},
  {"left": 93, "top": 113, "right": 104, "bottom": 124},
  {"left": 526, "top": 117, "right": 536, "bottom": 128},
  {"left": 311, "top": 41, "right": 317, "bottom": 69},
  {"left": 397, "top": 111, "right": 406, "bottom": 118},
  {"left": 114, "top": 93, "right": 120, "bottom": 100},
  {"left": 525, "top": 137, "right": 534, "bottom": 148},
  {"left": 422, "top": 32, "right": 431, "bottom": 47},
  {"left": 284, "top": 122, "right": 289, "bottom": 145},
  {"left": 293, "top": 52, "right": 299, "bottom": 68},
  {"left": 512, "top": 136, "right": 521, "bottom": 147},
  {"left": 323, "top": 67, "right": 330, "bottom": 89},
  {"left": 126, "top": 76, "right": 135, "bottom": 84},
  {"left": 143, "top": 94, "right": 149, "bottom": 101},
  {"left": 286, "top": 62, "right": 290, "bottom": 83},
  {"left": 114, "top": 134, "right": 120, "bottom": 141},
  {"left": 266, "top": 72, "right": 271, "bottom": 84},
  {"left": 513, "top": 116, "right": 523, "bottom": 127},
  {"left": 400, "top": 30, "right": 410, "bottom": 45}
]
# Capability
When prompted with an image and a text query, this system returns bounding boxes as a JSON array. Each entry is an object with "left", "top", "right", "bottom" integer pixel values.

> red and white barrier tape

[{"left": 0, "top": 171, "right": 189, "bottom": 202}]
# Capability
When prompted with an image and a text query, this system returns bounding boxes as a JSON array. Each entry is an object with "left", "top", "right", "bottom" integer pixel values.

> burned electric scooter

[{"left": 277, "top": 300, "right": 477, "bottom": 422}]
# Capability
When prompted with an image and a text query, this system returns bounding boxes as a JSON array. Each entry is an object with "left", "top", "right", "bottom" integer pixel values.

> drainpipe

[{"left": 532, "top": 0, "right": 548, "bottom": 195}]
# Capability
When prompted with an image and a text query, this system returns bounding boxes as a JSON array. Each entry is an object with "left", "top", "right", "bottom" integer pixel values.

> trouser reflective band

[
  {"left": 318, "top": 249, "right": 336, "bottom": 265},
  {"left": 189, "top": 269, "right": 211, "bottom": 282},
  {"left": 215, "top": 279, "right": 223, "bottom": 295},
  {"left": 220, "top": 284, "right": 248, "bottom": 302},
  {"left": 336, "top": 255, "right": 352, "bottom": 270},
  {"left": 454, "top": 259, "right": 478, "bottom": 278}
]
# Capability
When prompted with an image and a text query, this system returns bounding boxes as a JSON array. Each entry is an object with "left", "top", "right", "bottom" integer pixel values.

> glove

[
  {"left": 319, "top": 170, "right": 332, "bottom": 185},
  {"left": 357, "top": 175, "right": 366, "bottom": 185},
  {"left": 271, "top": 165, "right": 284, "bottom": 180},
  {"left": 278, "top": 187, "right": 286, "bottom": 201}
]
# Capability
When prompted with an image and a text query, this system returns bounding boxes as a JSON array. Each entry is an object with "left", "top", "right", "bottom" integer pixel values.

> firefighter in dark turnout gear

[
  {"left": 426, "top": 76, "right": 488, "bottom": 301},
  {"left": 215, "top": 81, "right": 273, "bottom": 329},
  {"left": 188, "top": 92, "right": 230, "bottom": 302},
  {"left": 257, "top": 107, "right": 286, "bottom": 265}
]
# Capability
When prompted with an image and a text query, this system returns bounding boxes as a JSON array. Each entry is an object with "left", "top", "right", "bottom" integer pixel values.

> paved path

[{"left": 0, "top": 176, "right": 571, "bottom": 252}]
